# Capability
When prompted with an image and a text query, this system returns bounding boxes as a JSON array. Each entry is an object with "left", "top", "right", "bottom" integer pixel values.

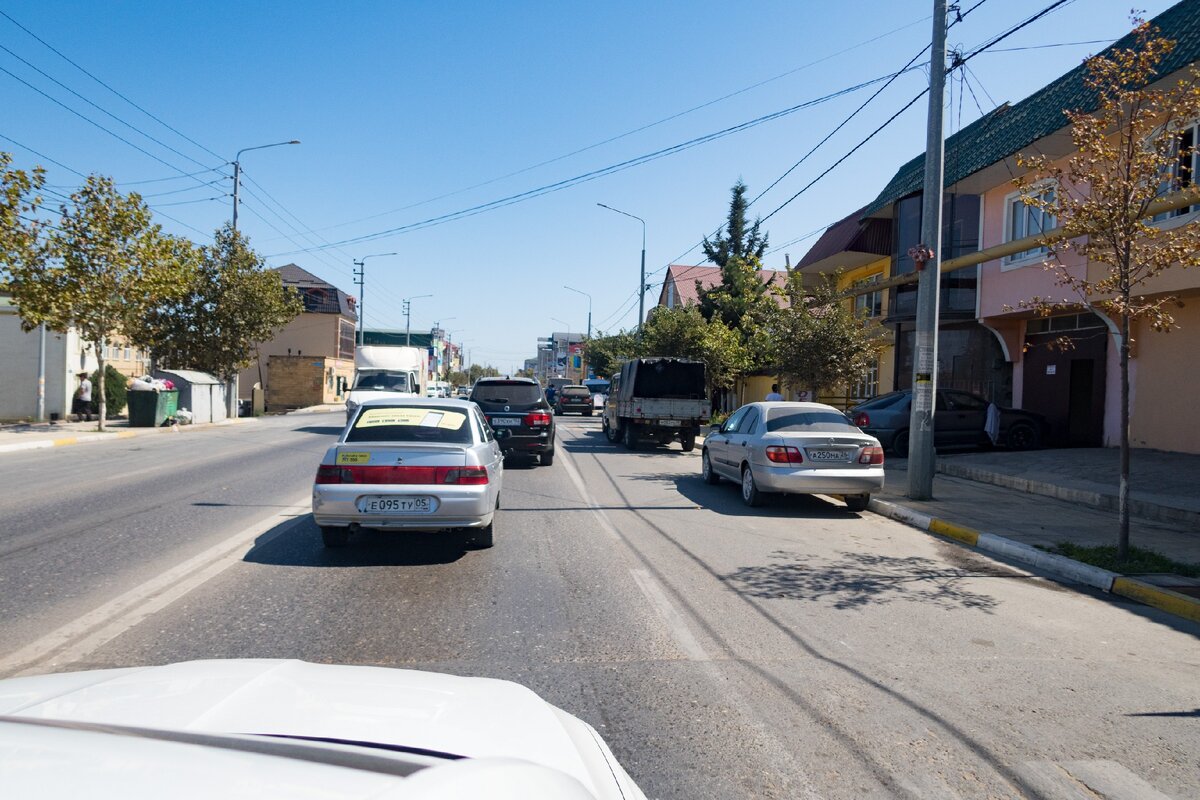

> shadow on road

[
  {"left": 724, "top": 549, "right": 1003, "bottom": 612},
  {"left": 672, "top": 473, "right": 855, "bottom": 520},
  {"left": 243, "top": 517, "right": 468, "bottom": 567},
  {"left": 560, "top": 428, "right": 695, "bottom": 457},
  {"left": 293, "top": 425, "right": 345, "bottom": 436}
]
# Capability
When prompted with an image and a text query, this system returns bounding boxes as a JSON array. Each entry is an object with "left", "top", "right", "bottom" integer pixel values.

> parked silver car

[
  {"left": 312, "top": 398, "right": 503, "bottom": 548},
  {"left": 701, "top": 401, "right": 885, "bottom": 511}
]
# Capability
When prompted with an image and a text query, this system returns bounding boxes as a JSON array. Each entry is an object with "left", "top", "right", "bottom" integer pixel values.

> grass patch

[{"left": 1040, "top": 542, "right": 1200, "bottom": 577}]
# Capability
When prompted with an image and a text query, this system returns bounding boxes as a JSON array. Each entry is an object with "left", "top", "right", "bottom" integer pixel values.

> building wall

[
  {"left": 240, "top": 313, "right": 350, "bottom": 399},
  {"left": 1130, "top": 298, "right": 1200, "bottom": 452},
  {"left": 266, "top": 355, "right": 353, "bottom": 410},
  {"left": 0, "top": 304, "right": 95, "bottom": 421}
]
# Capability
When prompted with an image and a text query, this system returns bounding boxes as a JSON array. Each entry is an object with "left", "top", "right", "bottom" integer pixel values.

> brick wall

[{"left": 267, "top": 355, "right": 355, "bottom": 410}]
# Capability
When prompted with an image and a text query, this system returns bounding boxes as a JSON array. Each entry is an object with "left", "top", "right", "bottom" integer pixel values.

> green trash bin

[{"left": 127, "top": 389, "right": 180, "bottom": 427}]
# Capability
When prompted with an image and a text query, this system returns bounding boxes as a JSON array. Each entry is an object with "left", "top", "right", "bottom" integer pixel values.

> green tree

[
  {"left": 133, "top": 224, "right": 303, "bottom": 406},
  {"left": 6, "top": 175, "right": 184, "bottom": 429},
  {"left": 583, "top": 328, "right": 640, "bottom": 378},
  {"left": 0, "top": 152, "right": 46, "bottom": 276},
  {"left": 641, "top": 305, "right": 751, "bottom": 396},
  {"left": 697, "top": 182, "right": 774, "bottom": 335},
  {"left": 768, "top": 271, "right": 884, "bottom": 398},
  {"left": 1012, "top": 21, "right": 1200, "bottom": 561}
]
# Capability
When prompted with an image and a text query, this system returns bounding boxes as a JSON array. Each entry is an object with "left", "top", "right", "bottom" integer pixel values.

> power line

[{"left": 0, "top": 131, "right": 86, "bottom": 178}]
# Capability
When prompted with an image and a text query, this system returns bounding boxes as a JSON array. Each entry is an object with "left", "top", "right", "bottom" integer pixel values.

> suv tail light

[
  {"left": 765, "top": 446, "right": 804, "bottom": 464},
  {"left": 853, "top": 412, "right": 870, "bottom": 427},
  {"left": 314, "top": 465, "right": 489, "bottom": 485},
  {"left": 524, "top": 411, "right": 552, "bottom": 427},
  {"left": 858, "top": 446, "right": 884, "bottom": 465}
]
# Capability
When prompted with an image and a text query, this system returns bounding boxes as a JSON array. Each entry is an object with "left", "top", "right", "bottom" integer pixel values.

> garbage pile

[{"left": 129, "top": 375, "right": 175, "bottom": 392}]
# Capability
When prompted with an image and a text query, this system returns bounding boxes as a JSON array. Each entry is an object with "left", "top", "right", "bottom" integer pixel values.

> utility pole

[
  {"left": 908, "top": 0, "right": 948, "bottom": 500},
  {"left": 597, "top": 203, "right": 647, "bottom": 332},
  {"left": 402, "top": 295, "right": 432, "bottom": 347},
  {"left": 352, "top": 253, "right": 396, "bottom": 347},
  {"left": 36, "top": 324, "right": 46, "bottom": 422}
]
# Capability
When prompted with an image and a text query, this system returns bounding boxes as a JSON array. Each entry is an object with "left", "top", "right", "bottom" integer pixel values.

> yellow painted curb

[
  {"left": 1112, "top": 577, "right": 1200, "bottom": 624},
  {"left": 51, "top": 437, "right": 78, "bottom": 447},
  {"left": 928, "top": 518, "right": 981, "bottom": 546},
  {"left": 117, "top": 431, "right": 137, "bottom": 439}
]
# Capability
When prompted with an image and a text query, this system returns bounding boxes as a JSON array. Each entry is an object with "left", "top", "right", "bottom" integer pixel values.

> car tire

[
  {"left": 468, "top": 519, "right": 494, "bottom": 549},
  {"left": 741, "top": 465, "right": 763, "bottom": 507},
  {"left": 844, "top": 494, "right": 870, "bottom": 512},
  {"left": 585, "top": 409, "right": 593, "bottom": 416},
  {"left": 604, "top": 418, "right": 619, "bottom": 443},
  {"left": 622, "top": 423, "right": 639, "bottom": 450},
  {"left": 320, "top": 526, "right": 350, "bottom": 548},
  {"left": 540, "top": 449, "right": 555, "bottom": 466},
  {"left": 702, "top": 449, "right": 721, "bottom": 484},
  {"left": 680, "top": 430, "right": 697, "bottom": 452},
  {"left": 1007, "top": 421, "right": 1041, "bottom": 450},
  {"left": 890, "top": 429, "right": 910, "bottom": 458}
]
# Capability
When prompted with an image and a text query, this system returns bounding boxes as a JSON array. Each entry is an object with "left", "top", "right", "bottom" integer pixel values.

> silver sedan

[
  {"left": 701, "top": 401, "right": 885, "bottom": 511},
  {"left": 312, "top": 398, "right": 504, "bottom": 548}
]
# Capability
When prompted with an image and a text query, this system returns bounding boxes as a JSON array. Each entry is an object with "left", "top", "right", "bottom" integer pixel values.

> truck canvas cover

[{"left": 618, "top": 358, "right": 706, "bottom": 401}]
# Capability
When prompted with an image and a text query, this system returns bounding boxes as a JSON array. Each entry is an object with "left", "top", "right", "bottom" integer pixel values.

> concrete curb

[
  {"left": 937, "top": 461, "right": 1200, "bottom": 529},
  {"left": 0, "top": 417, "right": 257, "bottom": 455},
  {"left": 1111, "top": 577, "right": 1200, "bottom": 624}
]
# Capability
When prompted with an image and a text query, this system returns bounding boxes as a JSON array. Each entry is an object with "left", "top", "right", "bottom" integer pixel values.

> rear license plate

[
  {"left": 490, "top": 417, "right": 522, "bottom": 426},
  {"left": 658, "top": 419, "right": 681, "bottom": 427},
  {"left": 807, "top": 449, "right": 848, "bottom": 462},
  {"left": 358, "top": 496, "right": 436, "bottom": 514}
]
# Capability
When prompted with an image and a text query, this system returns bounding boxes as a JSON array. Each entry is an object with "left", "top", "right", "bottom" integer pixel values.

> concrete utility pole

[
  {"left": 352, "top": 253, "right": 396, "bottom": 347},
  {"left": 403, "top": 295, "right": 432, "bottom": 346},
  {"left": 908, "top": 0, "right": 948, "bottom": 500},
  {"left": 597, "top": 203, "right": 647, "bottom": 332},
  {"left": 36, "top": 323, "right": 46, "bottom": 422}
]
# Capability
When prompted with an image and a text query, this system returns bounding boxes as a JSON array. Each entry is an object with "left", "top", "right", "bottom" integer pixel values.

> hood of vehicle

[{"left": 0, "top": 660, "right": 636, "bottom": 798}]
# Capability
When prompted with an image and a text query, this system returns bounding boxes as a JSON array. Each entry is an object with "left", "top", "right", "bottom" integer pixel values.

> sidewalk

[{"left": 0, "top": 415, "right": 255, "bottom": 454}]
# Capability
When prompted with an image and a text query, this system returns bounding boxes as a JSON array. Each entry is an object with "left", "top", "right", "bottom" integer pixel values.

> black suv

[{"left": 470, "top": 378, "right": 556, "bottom": 465}]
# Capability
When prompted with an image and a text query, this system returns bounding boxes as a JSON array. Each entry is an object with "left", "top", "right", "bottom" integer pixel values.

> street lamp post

[
  {"left": 403, "top": 295, "right": 433, "bottom": 346},
  {"left": 352, "top": 252, "right": 397, "bottom": 347},
  {"left": 228, "top": 139, "right": 299, "bottom": 419},
  {"left": 551, "top": 316, "right": 572, "bottom": 381},
  {"left": 597, "top": 203, "right": 647, "bottom": 332},
  {"left": 564, "top": 285, "right": 591, "bottom": 379}
]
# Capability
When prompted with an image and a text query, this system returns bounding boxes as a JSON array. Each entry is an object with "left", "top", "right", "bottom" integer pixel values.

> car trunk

[
  {"left": 333, "top": 443, "right": 467, "bottom": 483},
  {"left": 769, "top": 433, "right": 874, "bottom": 468}
]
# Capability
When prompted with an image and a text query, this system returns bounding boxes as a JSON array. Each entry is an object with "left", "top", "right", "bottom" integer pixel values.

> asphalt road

[{"left": 1, "top": 412, "right": 1197, "bottom": 799}]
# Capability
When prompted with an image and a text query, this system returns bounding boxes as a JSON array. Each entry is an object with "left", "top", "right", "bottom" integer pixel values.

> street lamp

[
  {"left": 597, "top": 202, "right": 647, "bottom": 332},
  {"left": 231, "top": 140, "right": 300, "bottom": 232},
  {"left": 352, "top": 252, "right": 397, "bottom": 347},
  {"left": 403, "top": 294, "right": 432, "bottom": 346}
]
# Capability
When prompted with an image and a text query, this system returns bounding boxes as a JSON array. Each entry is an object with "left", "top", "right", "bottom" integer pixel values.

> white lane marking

[
  {"left": 1016, "top": 760, "right": 1174, "bottom": 800},
  {"left": 558, "top": 442, "right": 621, "bottom": 543},
  {"left": 0, "top": 495, "right": 312, "bottom": 678},
  {"left": 629, "top": 568, "right": 710, "bottom": 661}
]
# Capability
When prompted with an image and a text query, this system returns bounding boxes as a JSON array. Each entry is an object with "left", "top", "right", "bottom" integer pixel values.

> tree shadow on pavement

[
  {"left": 243, "top": 517, "right": 468, "bottom": 568},
  {"left": 724, "top": 549, "right": 1002, "bottom": 612},
  {"left": 292, "top": 426, "right": 345, "bottom": 436}
]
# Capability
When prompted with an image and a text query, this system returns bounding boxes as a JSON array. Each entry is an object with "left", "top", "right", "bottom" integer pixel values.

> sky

[{"left": 1, "top": 0, "right": 1180, "bottom": 374}]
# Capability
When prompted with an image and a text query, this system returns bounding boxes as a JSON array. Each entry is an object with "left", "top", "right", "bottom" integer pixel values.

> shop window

[{"left": 1003, "top": 185, "right": 1056, "bottom": 266}]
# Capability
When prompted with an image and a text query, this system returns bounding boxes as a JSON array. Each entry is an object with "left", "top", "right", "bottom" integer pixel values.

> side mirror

[{"left": 709, "top": 423, "right": 722, "bottom": 434}]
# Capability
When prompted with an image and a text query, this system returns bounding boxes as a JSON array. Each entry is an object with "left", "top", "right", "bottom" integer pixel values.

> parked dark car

[
  {"left": 555, "top": 385, "right": 594, "bottom": 416},
  {"left": 470, "top": 377, "right": 556, "bottom": 465},
  {"left": 847, "top": 389, "right": 1046, "bottom": 457}
]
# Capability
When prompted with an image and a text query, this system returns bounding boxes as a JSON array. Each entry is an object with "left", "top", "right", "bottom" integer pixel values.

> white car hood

[{"left": 0, "top": 660, "right": 643, "bottom": 800}]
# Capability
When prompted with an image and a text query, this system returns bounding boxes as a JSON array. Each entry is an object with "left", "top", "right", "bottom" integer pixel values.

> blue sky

[{"left": 2, "top": 0, "right": 1176, "bottom": 373}]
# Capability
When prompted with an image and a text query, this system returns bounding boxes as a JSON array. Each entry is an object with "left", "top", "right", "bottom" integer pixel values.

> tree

[
  {"left": 583, "top": 328, "right": 640, "bottom": 378},
  {"left": 1013, "top": 21, "right": 1200, "bottom": 561},
  {"left": 7, "top": 175, "right": 183, "bottom": 429},
  {"left": 640, "top": 305, "right": 751, "bottom": 396},
  {"left": 133, "top": 224, "right": 303, "bottom": 400},
  {"left": 697, "top": 182, "right": 774, "bottom": 335},
  {"left": 0, "top": 152, "right": 46, "bottom": 275},
  {"left": 768, "top": 270, "right": 884, "bottom": 398}
]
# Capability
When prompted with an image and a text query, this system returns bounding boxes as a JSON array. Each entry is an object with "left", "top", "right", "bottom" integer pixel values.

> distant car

[
  {"left": 702, "top": 401, "right": 885, "bottom": 511},
  {"left": 313, "top": 397, "right": 503, "bottom": 548},
  {"left": 0, "top": 659, "right": 648, "bottom": 799},
  {"left": 847, "top": 389, "right": 1046, "bottom": 457},
  {"left": 470, "top": 377, "right": 556, "bottom": 465},
  {"left": 582, "top": 378, "right": 610, "bottom": 410},
  {"left": 555, "top": 385, "right": 594, "bottom": 416}
]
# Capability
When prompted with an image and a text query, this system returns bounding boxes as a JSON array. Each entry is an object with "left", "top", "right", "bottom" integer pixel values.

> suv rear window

[
  {"left": 562, "top": 387, "right": 591, "bottom": 397},
  {"left": 346, "top": 406, "right": 472, "bottom": 443},
  {"left": 471, "top": 381, "right": 544, "bottom": 408}
]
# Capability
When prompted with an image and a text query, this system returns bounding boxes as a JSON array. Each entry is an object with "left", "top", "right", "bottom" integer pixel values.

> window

[
  {"left": 852, "top": 360, "right": 879, "bottom": 402},
  {"left": 853, "top": 274, "right": 882, "bottom": 318},
  {"left": 338, "top": 318, "right": 355, "bottom": 360},
  {"left": 739, "top": 408, "right": 761, "bottom": 435},
  {"left": 1026, "top": 312, "right": 1105, "bottom": 334},
  {"left": 346, "top": 406, "right": 472, "bottom": 444},
  {"left": 766, "top": 410, "right": 857, "bottom": 433},
  {"left": 1154, "top": 121, "right": 1198, "bottom": 221},
  {"left": 723, "top": 407, "right": 749, "bottom": 433},
  {"left": 1003, "top": 186, "right": 1056, "bottom": 265}
]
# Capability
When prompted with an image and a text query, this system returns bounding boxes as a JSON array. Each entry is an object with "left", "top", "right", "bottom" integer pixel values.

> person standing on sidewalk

[
  {"left": 73, "top": 372, "right": 93, "bottom": 422},
  {"left": 765, "top": 383, "right": 784, "bottom": 402}
]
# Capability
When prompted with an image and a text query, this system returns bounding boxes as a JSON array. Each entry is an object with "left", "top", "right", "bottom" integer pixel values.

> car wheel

[
  {"left": 680, "top": 430, "right": 697, "bottom": 452},
  {"left": 585, "top": 409, "right": 593, "bottom": 416},
  {"left": 844, "top": 494, "right": 870, "bottom": 512},
  {"left": 603, "top": 418, "right": 618, "bottom": 443},
  {"left": 702, "top": 449, "right": 721, "bottom": 484},
  {"left": 890, "top": 429, "right": 910, "bottom": 458},
  {"left": 1007, "top": 421, "right": 1041, "bottom": 450},
  {"left": 741, "top": 465, "right": 763, "bottom": 507},
  {"left": 622, "top": 423, "right": 639, "bottom": 450},
  {"left": 540, "top": 449, "right": 555, "bottom": 466},
  {"left": 320, "top": 526, "right": 350, "bottom": 548},
  {"left": 467, "top": 519, "right": 494, "bottom": 549}
]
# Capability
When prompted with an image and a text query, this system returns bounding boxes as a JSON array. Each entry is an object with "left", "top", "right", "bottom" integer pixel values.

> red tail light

[
  {"left": 524, "top": 411, "right": 552, "bottom": 427},
  {"left": 315, "top": 465, "right": 489, "bottom": 485},
  {"left": 858, "top": 446, "right": 884, "bottom": 465},
  {"left": 853, "top": 412, "right": 870, "bottom": 427},
  {"left": 765, "top": 445, "right": 804, "bottom": 464}
]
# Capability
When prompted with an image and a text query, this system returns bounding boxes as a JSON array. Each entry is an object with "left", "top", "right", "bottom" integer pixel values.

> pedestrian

[
  {"left": 765, "top": 383, "right": 784, "bottom": 402},
  {"left": 73, "top": 371, "right": 93, "bottom": 422}
]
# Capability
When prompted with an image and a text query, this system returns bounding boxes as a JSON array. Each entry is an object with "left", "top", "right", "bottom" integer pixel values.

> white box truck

[{"left": 345, "top": 345, "right": 429, "bottom": 421}]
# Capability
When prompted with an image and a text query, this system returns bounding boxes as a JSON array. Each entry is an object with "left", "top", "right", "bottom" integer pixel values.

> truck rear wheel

[
  {"left": 680, "top": 430, "right": 697, "bottom": 452},
  {"left": 622, "top": 422, "right": 639, "bottom": 450}
]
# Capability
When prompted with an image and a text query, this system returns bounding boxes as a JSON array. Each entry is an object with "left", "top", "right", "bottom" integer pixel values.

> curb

[
  {"left": 865, "top": 498, "right": 1200, "bottom": 625},
  {"left": 0, "top": 417, "right": 257, "bottom": 455},
  {"left": 937, "top": 461, "right": 1200, "bottom": 529}
]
